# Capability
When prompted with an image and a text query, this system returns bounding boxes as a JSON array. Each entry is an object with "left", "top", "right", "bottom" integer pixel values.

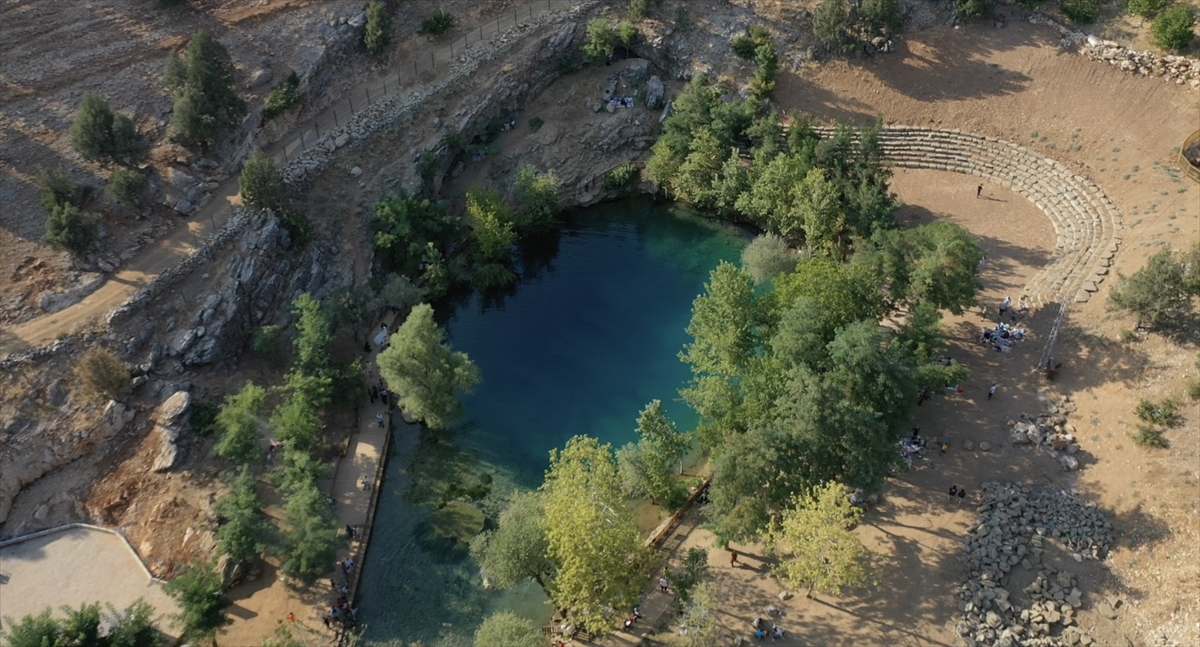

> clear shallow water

[{"left": 359, "top": 198, "right": 746, "bottom": 645}]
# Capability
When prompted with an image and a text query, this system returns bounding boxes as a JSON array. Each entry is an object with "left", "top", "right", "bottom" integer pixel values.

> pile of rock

[
  {"left": 1006, "top": 397, "right": 1083, "bottom": 472},
  {"left": 1027, "top": 12, "right": 1200, "bottom": 88},
  {"left": 956, "top": 482, "right": 1112, "bottom": 647}
]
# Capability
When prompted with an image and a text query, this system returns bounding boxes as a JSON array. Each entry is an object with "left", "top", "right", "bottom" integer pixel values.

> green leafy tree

[
  {"left": 71, "top": 92, "right": 148, "bottom": 166},
  {"left": 215, "top": 467, "right": 271, "bottom": 564},
  {"left": 166, "top": 30, "right": 246, "bottom": 147},
  {"left": 280, "top": 480, "right": 340, "bottom": 584},
  {"left": 1108, "top": 247, "right": 1192, "bottom": 328},
  {"left": 239, "top": 149, "right": 287, "bottom": 211},
  {"left": 74, "top": 347, "right": 131, "bottom": 403},
  {"left": 269, "top": 385, "right": 325, "bottom": 454},
  {"left": 272, "top": 449, "right": 328, "bottom": 497},
  {"left": 377, "top": 303, "right": 481, "bottom": 429},
  {"left": 364, "top": 0, "right": 392, "bottom": 55},
  {"left": 679, "top": 581, "right": 720, "bottom": 646},
  {"left": 466, "top": 189, "right": 517, "bottom": 289},
  {"left": 1061, "top": 0, "right": 1099, "bottom": 23},
  {"left": 954, "top": 0, "right": 995, "bottom": 18},
  {"left": 542, "top": 436, "right": 646, "bottom": 634},
  {"left": 741, "top": 233, "right": 799, "bottom": 283},
  {"left": 213, "top": 382, "right": 267, "bottom": 464},
  {"left": 107, "top": 168, "right": 148, "bottom": 207},
  {"left": 2, "top": 608, "right": 62, "bottom": 647},
  {"left": 374, "top": 273, "right": 426, "bottom": 313},
  {"left": 616, "top": 441, "right": 655, "bottom": 499},
  {"left": 680, "top": 261, "right": 759, "bottom": 447},
  {"left": 106, "top": 599, "right": 162, "bottom": 647},
  {"left": 472, "top": 611, "right": 542, "bottom": 647},
  {"left": 163, "top": 560, "right": 232, "bottom": 646},
  {"left": 624, "top": 400, "right": 690, "bottom": 504},
  {"left": 767, "top": 481, "right": 875, "bottom": 597},
  {"left": 582, "top": 18, "right": 616, "bottom": 61},
  {"left": 59, "top": 603, "right": 104, "bottom": 646},
  {"left": 749, "top": 42, "right": 779, "bottom": 100},
  {"left": 264, "top": 72, "right": 301, "bottom": 119},
  {"left": 44, "top": 203, "right": 100, "bottom": 260},
  {"left": 512, "top": 165, "right": 559, "bottom": 234},
  {"left": 36, "top": 165, "right": 90, "bottom": 212},
  {"left": 371, "top": 190, "right": 461, "bottom": 277},
  {"left": 813, "top": 0, "right": 859, "bottom": 53},
  {"left": 1127, "top": 0, "right": 1171, "bottom": 16},
  {"left": 862, "top": 221, "right": 983, "bottom": 314},
  {"left": 290, "top": 293, "right": 333, "bottom": 376},
  {"left": 470, "top": 492, "right": 554, "bottom": 592},
  {"left": 1153, "top": 4, "right": 1196, "bottom": 50}
]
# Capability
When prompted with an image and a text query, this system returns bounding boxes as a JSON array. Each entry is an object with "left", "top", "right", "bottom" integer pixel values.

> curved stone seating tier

[{"left": 813, "top": 126, "right": 1122, "bottom": 307}]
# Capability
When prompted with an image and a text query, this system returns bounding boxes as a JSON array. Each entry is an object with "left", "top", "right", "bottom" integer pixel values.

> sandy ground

[{"left": 0, "top": 526, "right": 180, "bottom": 636}]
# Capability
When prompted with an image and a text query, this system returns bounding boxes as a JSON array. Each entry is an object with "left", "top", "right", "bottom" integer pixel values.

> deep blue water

[
  {"left": 445, "top": 197, "right": 748, "bottom": 486},
  {"left": 358, "top": 197, "right": 746, "bottom": 645}
]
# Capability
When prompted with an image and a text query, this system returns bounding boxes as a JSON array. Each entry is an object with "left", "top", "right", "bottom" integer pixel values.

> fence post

[
  {"left": 366, "top": 86, "right": 371, "bottom": 104},
  {"left": 334, "top": 110, "right": 339, "bottom": 128},
  {"left": 430, "top": 50, "right": 435, "bottom": 69},
  {"left": 349, "top": 96, "right": 354, "bottom": 113},
  {"left": 315, "top": 122, "right": 320, "bottom": 139}
]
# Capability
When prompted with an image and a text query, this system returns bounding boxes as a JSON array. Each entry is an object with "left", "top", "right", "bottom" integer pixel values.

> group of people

[
  {"left": 947, "top": 485, "right": 968, "bottom": 505},
  {"left": 752, "top": 616, "right": 786, "bottom": 641},
  {"left": 978, "top": 321, "right": 1028, "bottom": 353},
  {"left": 898, "top": 428, "right": 929, "bottom": 470}
]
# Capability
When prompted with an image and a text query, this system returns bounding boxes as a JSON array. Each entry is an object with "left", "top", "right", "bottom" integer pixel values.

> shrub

[
  {"left": 617, "top": 20, "right": 638, "bottom": 54},
  {"left": 420, "top": 9, "right": 455, "bottom": 35},
  {"left": 1135, "top": 397, "right": 1181, "bottom": 427},
  {"left": 1127, "top": 0, "right": 1171, "bottom": 17},
  {"left": 473, "top": 611, "right": 541, "bottom": 647},
  {"left": 364, "top": 0, "right": 392, "bottom": 55},
  {"left": 732, "top": 35, "right": 757, "bottom": 58},
  {"left": 1185, "top": 376, "right": 1200, "bottom": 400},
  {"left": 70, "top": 92, "right": 148, "bottom": 166},
  {"left": 604, "top": 162, "right": 640, "bottom": 189},
  {"left": 163, "top": 560, "right": 232, "bottom": 644},
  {"left": 1061, "top": 0, "right": 1099, "bottom": 23},
  {"left": 1118, "top": 328, "right": 1138, "bottom": 343},
  {"left": 749, "top": 42, "right": 779, "bottom": 100},
  {"left": 1153, "top": 4, "right": 1196, "bottom": 51},
  {"left": 628, "top": 0, "right": 661, "bottom": 20},
  {"left": 107, "top": 167, "right": 148, "bottom": 206},
  {"left": 742, "top": 233, "right": 798, "bottom": 283},
  {"left": 512, "top": 165, "right": 559, "bottom": 234},
  {"left": 1108, "top": 247, "right": 1191, "bottom": 328},
  {"left": 166, "top": 30, "right": 246, "bottom": 147},
  {"left": 36, "top": 165, "right": 89, "bottom": 212},
  {"left": 74, "top": 347, "right": 131, "bottom": 403},
  {"left": 238, "top": 149, "right": 287, "bottom": 211},
  {"left": 1132, "top": 424, "right": 1168, "bottom": 447},
  {"left": 44, "top": 203, "right": 100, "bottom": 260},
  {"left": 528, "top": 116, "right": 544, "bottom": 132},
  {"left": 264, "top": 71, "right": 300, "bottom": 119}
]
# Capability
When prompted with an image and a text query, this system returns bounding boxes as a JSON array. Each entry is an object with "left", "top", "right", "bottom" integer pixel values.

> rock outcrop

[{"left": 150, "top": 391, "right": 191, "bottom": 472}]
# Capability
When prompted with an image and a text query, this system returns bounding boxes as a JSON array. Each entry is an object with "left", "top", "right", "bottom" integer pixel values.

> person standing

[
  {"left": 948, "top": 485, "right": 958, "bottom": 502},
  {"left": 988, "top": 383, "right": 997, "bottom": 400},
  {"left": 730, "top": 549, "right": 739, "bottom": 567},
  {"left": 957, "top": 487, "right": 967, "bottom": 506},
  {"left": 659, "top": 575, "right": 669, "bottom": 593},
  {"left": 976, "top": 184, "right": 983, "bottom": 198}
]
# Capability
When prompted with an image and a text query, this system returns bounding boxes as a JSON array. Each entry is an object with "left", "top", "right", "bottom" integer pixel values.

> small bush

[
  {"left": 1061, "top": 0, "right": 1099, "bottom": 23},
  {"left": 43, "top": 203, "right": 99, "bottom": 260},
  {"left": 36, "top": 165, "right": 89, "bottom": 212},
  {"left": 604, "top": 163, "right": 640, "bottom": 189},
  {"left": 264, "top": 71, "right": 300, "bottom": 119},
  {"left": 1132, "top": 424, "right": 1168, "bottom": 447},
  {"left": 583, "top": 18, "right": 616, "bottom": 61},
  {"left": 74, "top": 347, "right": 131, "bottom": 403},
  {"left": 1185, "top": 376, "right": 1200, "bottom": 400},
  {"left": 628, "top": 0, "right": 660, "bottom": 20},
  {"left": 1118, "top": 328, "right": 1138, "bottom": 343},
  {"left": 107, "top": 167, "right": 148, "bottom": 206},
  {"left": 954, "top": 0, "right": 996, "bottom": 18},
  {"left": 1135, "top": 398, "right": 1180, "bottom": 427},
  {"left": 280, "top": 208, "right": 312, "bottom": 248},
  {"left": 420, "top": 9, "right": 455, "bottom": 35},
  {"left": 239, "top": 149, "right": 287, "bottom": 211},
  {"left": 732, "top": 35, "right": 758, "bottom": 58},
  {"left": 528, "top": 116, "right": 544, "bottom": 132},
  {"left": 70, "top": 91, "right": 148, "bottom": 167},
  {"left": 1153, "top": 4, "right": 1196, "bottom": 51}
]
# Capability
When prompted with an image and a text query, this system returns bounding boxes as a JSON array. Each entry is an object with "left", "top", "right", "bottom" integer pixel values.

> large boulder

[{"left": 645, "top": 75, "right": 666, "bottom": 110}]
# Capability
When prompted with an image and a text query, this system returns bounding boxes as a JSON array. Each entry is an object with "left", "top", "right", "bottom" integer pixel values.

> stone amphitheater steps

[{"left": 813, "top": 127, "right": 1122, "bottom": 308}]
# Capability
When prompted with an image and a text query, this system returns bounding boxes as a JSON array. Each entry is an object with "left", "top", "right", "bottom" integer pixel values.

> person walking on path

[
  {"left": 988, "top": 383, "right": 997, "bottom": 400},
  {"left": 948, "top": 485, "right": 958, "bottom": 502},
  {"left": 659, "top": 575, "right": 669, "bottom": 593},
  {"left": 730, "top": 549, "right": 739, "bottom": 567},
  {"left": 957, "top": 487, "right": 967, "bottom": 506},
  {"left": 976, "top": 184, "right": 983, "bottom": 198}
]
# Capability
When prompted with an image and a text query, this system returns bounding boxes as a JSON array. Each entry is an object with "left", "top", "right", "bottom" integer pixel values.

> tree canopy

[
  {"left": 542, "top": 436, "right": 646, "bottom": 633},
  {"left": 472, "top": 611, "right": 542, "bottom": 647},
  {"left": 166, "top": 30, "right": 245, "bottom": 147},
  {"left": 215, "top": 466, "right": 271, "bottom": 564},
  {"left": 767, "top": 481, "right": 875, "bottom": 597},
  {"left": 213, "top": 381, "right": 267, "bottom": 464},
  {"left": 70, "top": 92, "right": 148, "bottom": 167},
  {"left": 1108, "top": 245, "right": 1198, "bottom": 328},
  {"left": 377, "top": 303, "right": 481, "bottom": 429},
  {"left": 2, "top": 600, "right": 160, "bottom": 647},
  {"left": 470, "top": 491, "right": 554, "bottom": 592},
  {"left": 163, "top": 560, "right": 231, "bottom": 646},
  {"left": 238, "top": 150, "right": 287, "bottom": 212}
]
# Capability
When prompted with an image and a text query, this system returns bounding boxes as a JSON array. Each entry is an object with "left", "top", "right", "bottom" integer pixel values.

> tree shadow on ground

[{"left": 846, "top": 24, "right": 1042, "bottom": 104}]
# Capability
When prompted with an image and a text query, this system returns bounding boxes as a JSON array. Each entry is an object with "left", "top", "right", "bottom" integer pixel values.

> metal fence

[{"left": 269, "top": 0, "right": 580, "bottom": 166}]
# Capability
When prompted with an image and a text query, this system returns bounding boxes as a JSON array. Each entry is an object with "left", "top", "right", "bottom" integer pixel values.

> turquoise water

[{"left": 358, "top": 197, "right": 746, "bottom": 645}]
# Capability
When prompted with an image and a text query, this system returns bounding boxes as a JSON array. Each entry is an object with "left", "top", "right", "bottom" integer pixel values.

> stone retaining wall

[{"left": 1028, "top": 13, "right": 1200, "bottom": 88}]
